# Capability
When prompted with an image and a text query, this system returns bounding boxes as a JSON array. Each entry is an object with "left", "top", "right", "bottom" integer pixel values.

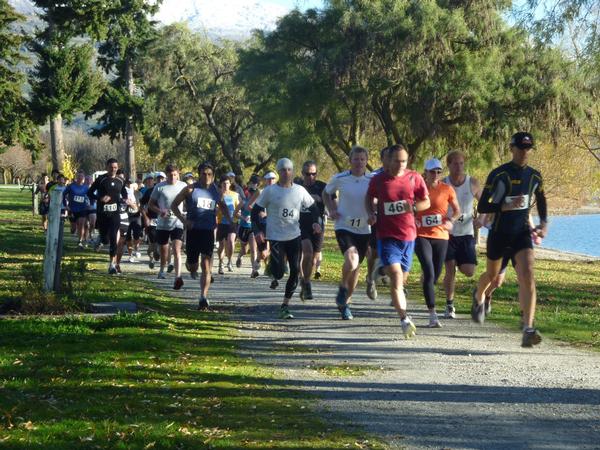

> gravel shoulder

[{"left": 124, "top": 256, "right": 600, "bottom": 450}]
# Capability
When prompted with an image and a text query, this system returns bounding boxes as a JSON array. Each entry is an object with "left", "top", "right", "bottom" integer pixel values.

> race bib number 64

[
  {"left": 422, "top": 214, "right": 442, "bottom": 227},
  {"left": 384, "top": 200, "right": 408, "bottom": 215}
]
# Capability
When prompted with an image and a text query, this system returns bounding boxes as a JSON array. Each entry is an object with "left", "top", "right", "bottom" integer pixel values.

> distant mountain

[{"left": 9, "top": 0, "right": 292, "bottom": 41}]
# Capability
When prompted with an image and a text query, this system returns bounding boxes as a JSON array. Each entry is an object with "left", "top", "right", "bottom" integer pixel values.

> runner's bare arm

[
  {"left": 322, "top": 191, "right": 340, "bottom": 219},
  {"left": 414, "top": 196, "right": 430, "bottom": 213}
]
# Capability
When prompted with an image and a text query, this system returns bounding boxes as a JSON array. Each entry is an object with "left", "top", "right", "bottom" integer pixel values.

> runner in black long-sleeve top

[
  {"left": 471, "top": 132, "right": 548, "bottom": 348},
  {"left": 87, "top": 158, "right": 127, "bottom": 274}
]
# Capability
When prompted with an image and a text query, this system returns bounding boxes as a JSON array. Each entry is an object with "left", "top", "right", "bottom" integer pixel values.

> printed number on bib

[
  {"left": 103, "top": 203, "right": 117, "bottom": 212},
  {"left": 197, "top": 198, "right": 216, "bottom": 210},
  {"left": 73, "top": 195, "right": 85, "bottom": 203},
  {"left": 280, "top": 208, "right": 298, "bottom": 219},
  {"left": 384, "top": 200, "right": 408, "bottom": 215},
  {"left": 120, "top": 212, "right": 128, "bottom": 221},
  {"left": 128, "top": 206, "right": 138, "bottom": 214},
  {"left": 422, "top": 214, "right": 442, "bottom": 227},
  {"left": 505, "top": 195, "right": 530, "bottom": 210},
  {"left": 150, "top": 219, "right": 157, "bottom": 227},
  {"left": 345, "top": 217, "right": 364, "bottom": 229}
]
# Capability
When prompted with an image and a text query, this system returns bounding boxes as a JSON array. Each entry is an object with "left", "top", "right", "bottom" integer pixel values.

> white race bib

[
  {"left": 150, "top": 219, "right": 157, "bottom": 227},
  {"left": 505, "top": 195, "right": 530, "bottom": 211},
  {"left": 103, "top": 203, "right": 117, "bottom": 212},
  {"left": 128, "top": 206, "right": 138, "bottom": 214},
  {"left": 421, "top": 214, "right": 443, "bottom": 227},
  {"left": 384, "top": 200, "right": 409, "bottom": 216},
  {"left": 345, "top": 217, "right": 366, "bottom": 229},
  {"left": 197, "top": 198, "right": 216, "bottom": 210},
  {"left": 120, "top": 212, "right": 128, "bottom": 221},
  {"left": 73, "top": 195, "right": 85, "bottom": 203},
  {"left": 280, "top": 207, "right": 298, "bottom": 220}
]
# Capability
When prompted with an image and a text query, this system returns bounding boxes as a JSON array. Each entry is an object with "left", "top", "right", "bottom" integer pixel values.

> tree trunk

[
  {"left": 49, "top": 114, "right": 65, "bottom": 172},
  {"left": 125, "top": 57, "right": 136, "bottom": 181}
]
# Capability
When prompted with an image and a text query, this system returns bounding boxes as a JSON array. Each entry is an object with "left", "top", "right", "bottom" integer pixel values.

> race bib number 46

[
  {"left": 280, "top": 208, "right": 298, "bottom": 219},
  {"left": 197, "top": 198, "right": 216, "bottom": 210},
  {"left": 421, "top": 214, "right": 442, "bottom": 227},
  {"left": 384, "top": 200, "right": 408, "bottom": 216},
  {"left": 103, "top": 203, "right": 117, "bottom": 212}
]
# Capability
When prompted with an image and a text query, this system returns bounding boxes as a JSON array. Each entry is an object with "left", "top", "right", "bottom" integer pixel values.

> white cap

[
  {"left": 226, "top": 171, "right": 236, "bottom": 177},
  {"left": 155, "top": 171, "right": 167, "bottom": 179},
  {"left": 264, "top": 171, "right": 277, "bottom": 180},
  {"left": 424, "top": 158, "right": 442, "bottom": 171},
  {"left": 275, "top": 158, "right": 293, "bottom": 171}
]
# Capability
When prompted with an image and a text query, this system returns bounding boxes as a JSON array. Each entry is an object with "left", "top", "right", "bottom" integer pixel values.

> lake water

[{"left": 481, "top": 214, "right": 600, "bottom": 257}]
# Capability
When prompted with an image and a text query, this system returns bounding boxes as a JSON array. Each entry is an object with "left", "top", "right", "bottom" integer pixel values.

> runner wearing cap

[
  {"left": 183, "top": 172, "right": 195, "bottom": 185},
  {"left": 251, "top": 158, "right": 322, "bottom": 319},
  {"left": 87, "top": 158, "right": 128, "bottom": 274},
  {"left": 441, "top": 150, "right": 483, "bottom": 319},
  {"left": 172, "top": 162, "right": 232, "bottom": 309},
  {"left": 414, "top": 158, "right": 461, "bottom": 328},
  {"left": 473, "top": 132, "right": 548, "bottom": 347},
  {"left": 216, "top": 174, "right": 240, "bottom": 274},
  {"left": 366, "top": 144, "right": 430, "bottom": 337},
  {"left": 149, "top": 165, "right": 188, "bottom": 289},
  {"left": 323, "top": 146, "right": 372, "bottom": 320},
  {"left": 298, "top": 160, "right": 327, "bottom": 301}
]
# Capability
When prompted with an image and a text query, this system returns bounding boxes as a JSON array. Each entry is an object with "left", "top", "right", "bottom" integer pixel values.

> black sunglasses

[{"left": 304, "top": 172, "right": 317, "bottom": 176}]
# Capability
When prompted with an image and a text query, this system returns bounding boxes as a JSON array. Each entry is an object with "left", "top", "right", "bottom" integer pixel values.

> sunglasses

[
  {"left": 304, "top": 172, "right": 317, "bottom": 176},
  {"left": 428, "top": 169, "right": 442, "bottom": 174}
]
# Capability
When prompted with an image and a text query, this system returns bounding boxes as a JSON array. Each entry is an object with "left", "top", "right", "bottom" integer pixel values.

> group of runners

[{"left": 38, "top": 131, "right": 548, "bottom": 348}]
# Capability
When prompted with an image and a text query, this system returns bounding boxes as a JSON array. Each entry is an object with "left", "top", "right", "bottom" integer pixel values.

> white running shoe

[
  {"left": 128, "top": 255, "right": 136, "bottom": 263},
  {"left": 227, "top": 261, "right": 233, "bottom": 272},
  {"left": 444, "top": 304, "right": 456, "bottom": 319},
  {"left": 134, "top": 251, "right": 141, "bottom": 259},
  {"left": 401, "top": 317, "right": 416, "bottom": 339},
  {"left": 428, "top": 312, "right": 442, "bottom": 328}
]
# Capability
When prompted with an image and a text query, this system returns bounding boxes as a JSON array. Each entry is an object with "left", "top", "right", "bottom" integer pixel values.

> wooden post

[
  {"left": 43, "top": 187, "right": 65, "bottom": 292},
  {"left": 32, "top": 185, "right": 38, "bottom": 216}
]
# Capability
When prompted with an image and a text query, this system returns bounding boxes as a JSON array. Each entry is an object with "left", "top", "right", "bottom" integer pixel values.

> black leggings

[
  {"left": 415, "top": 237, "right": 449, "bottom": 309},
  {"left": 99, "top": 214, "right": 121, "bottom": 258},
  {"left": 269, "top": 237, "right": 302, "bottom": 299}
]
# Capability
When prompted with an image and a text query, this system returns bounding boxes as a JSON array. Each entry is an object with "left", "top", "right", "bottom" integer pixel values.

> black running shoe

[
  {"left": 471, "top": 288, "right": 485, "bottom": 324},
  {"left": 521, "top": 328, "right": 542, "bottom": 348},
  {"left": 167, "top": 264, "right": 174, "bottom": 273},
  {"left": 198, "top": 297, "right": 210, "bottom": 310},
  {"left": 304, "top": 281, "right": 313, "bottom": 300},
  {"left": 270, "top": 279, "right": 279, "bottom": 289},
  {"left": 314, "top": 270, "right": 322, "bottom": 280}
]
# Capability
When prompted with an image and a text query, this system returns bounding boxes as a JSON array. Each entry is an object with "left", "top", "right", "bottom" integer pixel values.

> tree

[
  {"left": 0, "top": 145, "right": 34, "bottom": 184},
  {"left": 140, "top": 24, "right": 270, "bottom": 175},
  {"left": 0, "top": 0, "right": 38, "bottom": 153}
]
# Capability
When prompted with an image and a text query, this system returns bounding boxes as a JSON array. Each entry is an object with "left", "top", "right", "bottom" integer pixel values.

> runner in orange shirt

[{"left": 415, "top": 158, "right": 461, "bottom": 328}]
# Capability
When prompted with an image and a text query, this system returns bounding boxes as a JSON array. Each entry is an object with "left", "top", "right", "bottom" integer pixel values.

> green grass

[
  {"left": 316, "top": 221, "right": 600, "bottom": 351},
  {"left": 0, "top": 187, "right": 388, "bottom": 449}
]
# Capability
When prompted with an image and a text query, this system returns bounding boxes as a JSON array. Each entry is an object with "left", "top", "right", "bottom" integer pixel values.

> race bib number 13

[{"left": 384, "top": 200, "right": 408, "bottom": 216}]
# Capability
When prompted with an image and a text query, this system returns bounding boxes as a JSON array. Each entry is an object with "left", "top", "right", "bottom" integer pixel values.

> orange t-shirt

[{"left": 416, "top": 182, "right": 456, "bottom": 240}]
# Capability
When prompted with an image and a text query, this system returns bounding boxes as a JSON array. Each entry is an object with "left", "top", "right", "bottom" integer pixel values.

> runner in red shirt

[{"left": 365, "top": 144, "right": 430, "bottom": 339}]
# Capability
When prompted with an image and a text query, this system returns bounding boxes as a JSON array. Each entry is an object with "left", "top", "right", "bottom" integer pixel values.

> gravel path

[{"left": 123, "top": 255, "right": 600, "bottom": 450}]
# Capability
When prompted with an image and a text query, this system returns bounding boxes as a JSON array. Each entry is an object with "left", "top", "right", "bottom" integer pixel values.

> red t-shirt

[{"left": 367, "top": 170, "right": 428, "bottom": 241}]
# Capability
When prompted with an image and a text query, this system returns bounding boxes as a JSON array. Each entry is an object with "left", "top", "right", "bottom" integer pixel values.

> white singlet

[
  {"left": 444, "top": 175, "right": 475, "bottom": 237},
  {"left": 325, "top": 170, "right": 371, "bottom": 235}
]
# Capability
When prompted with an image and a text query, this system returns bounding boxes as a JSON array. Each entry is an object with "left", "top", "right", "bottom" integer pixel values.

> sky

[{"left": 154, "top": 0, "right": 324, "bottom": 35}]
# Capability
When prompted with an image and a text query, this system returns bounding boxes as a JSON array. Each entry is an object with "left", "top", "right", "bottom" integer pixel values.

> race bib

[
  {"left": 505, "top": 195, "right": 530, "bottom": 210},
  {"left": 456, "top": 212, "right": 471, "bottom": 223},
  {"left": 73, "top": 195, "right": 85, "bottom": 203},
  {"left": 421, "top": 214, "right": 443, "bottom": 227},
  {"left": 150, "top": 219, "right": 157, "bottom": 227},
  {"left": 384, "top": 200, "right": 409, "bottom": 216},
  {"left": 128, "top": 206, "right": 138, "bottom": 214},
  {"left": 120, "top": 212, "right": 128, "bottom": 221},
  {"left": 280, "top": 207, "right": 298, "bottom": 220},
  {"left": 345, "top": 217, "right": 365, "bottom": 229},
  {"left": 197, "top": 198, "right": 216, "bottom": 210},
  {"left": 103, "top": 203, "right": 117, "bottom": 212}
]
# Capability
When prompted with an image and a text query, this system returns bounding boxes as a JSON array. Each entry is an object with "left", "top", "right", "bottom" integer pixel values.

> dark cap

[{"left": 510, "top": 132, "right": 534, "bottom": 149}]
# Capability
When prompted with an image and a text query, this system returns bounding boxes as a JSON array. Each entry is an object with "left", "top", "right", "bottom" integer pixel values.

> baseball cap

[
  {"left": 264, "top": 171, "right": 277, "bottom": 180},
  {"left": 424, "top": 158, "right": 443, "bottom": 171},
  {"left": 276, "top": 158, "right": 293, "bottom": 171},
  {"left": 155, "top": 171, "right": 166, "bottom": 179},
  {"left": 226, "top": 171, "right": 236, "bottom": 177},
  {"left": 143, "top": 173, "right": 154, "bottom": 181},
  {"left": 183, "top": 172, "right": 194, "bottom": 179},
  {"left": 510, "top": 132, "right": 534, "bottom": 149}
]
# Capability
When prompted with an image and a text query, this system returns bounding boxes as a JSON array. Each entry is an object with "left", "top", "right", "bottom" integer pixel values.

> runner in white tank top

[{"left": 441, "top": 151, "right": 482, "bottom": 319}]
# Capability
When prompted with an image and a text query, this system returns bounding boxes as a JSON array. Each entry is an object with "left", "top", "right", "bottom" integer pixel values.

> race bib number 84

[
  {"left": 280, "top": 208, "right": 298, "bottom": 219},
  {"left": 384, "top": 200, "right": 408, "bottom": 215}
]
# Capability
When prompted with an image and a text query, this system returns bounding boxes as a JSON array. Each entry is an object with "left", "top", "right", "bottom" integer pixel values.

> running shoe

[
  {"left": 94, "top": 242, "right": 103, "bottom": 252},
  {"left": 167, "top": 264, "right": 174, "bottom": 273},
  {"left": 401, "top": 317, "right": 417, "bottom": 339},
  {"left": 190, "top": 271, "right": 198, "bottom": 280},
  {"left": 366, "top": 279, "right": 377, "bottom": 300},
  {"left": 108, "top": 265, "right": 118, "bottom": 275},
  {"left": 335, "top": 286, "right": 348, "bottom": 311},
  {"left": 236, "top": 256, "right": 242, "bottom": 268},
  {"left": 198, "top": 296, "right": 210, "bottom": 310},
  {"left": 428, "top": 312, "right": 442, "bottom": 328},
  {"left": 134, "top": 251, "right": 141, "bottom": 259},
  {"left": 484, "top": 296, "right": 492, "bottom": 316},
  {"left": 157, "top": 270, "right": 166, "bottom": 279},
  {"left": 270, "top": 279, "right": 279, "bottom": 289},
  {"left": 279, "top": 305, "right": 294, "bottom": 319},
  {"left": 77, "top": 241, "right": 84, "bottom": 249},
  {"left": 314, "top": 270, "right": 322, "bottom": 280},
  {"left": 471, "top": 288, "right": 485, "bottom": 324},
  {"left": 174, "top": 277, "right": 184, "bottom": 290},
  {"left": 218, "top": 262, "right": 224, "bottom": 275},
  {"left": 149, "top": 260, "right": 155, "bottom": 269},
  {"left": 521, "top": 328, "right": 542, "bottom": 348},
  {"left": 227, "top": 261, "right": 233, "bottom": 272},
  {"left": 250, "top": 269, "right": 259, "bottom": 278},
  {"left": 115, "top": 264, "right": 122, "bottom": 274},
  {"left": 303, "top": 281, "right": 313, "bottom": 300},
  {"left": 128, "top": 255, "right": 136, "bottom": 263},
  {"left": 341, "top": 305, "right": 353, "bottom": 320},
  {"left": 153, "top": 251, "right": 160, "bottom": 261},
  {"left": 444, "top": 304, "right": 456, "bottom": 319}
]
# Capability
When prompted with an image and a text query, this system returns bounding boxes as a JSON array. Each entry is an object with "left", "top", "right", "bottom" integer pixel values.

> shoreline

[{"left": 476, "top": 242, "right": 599, "bottom": 262}]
